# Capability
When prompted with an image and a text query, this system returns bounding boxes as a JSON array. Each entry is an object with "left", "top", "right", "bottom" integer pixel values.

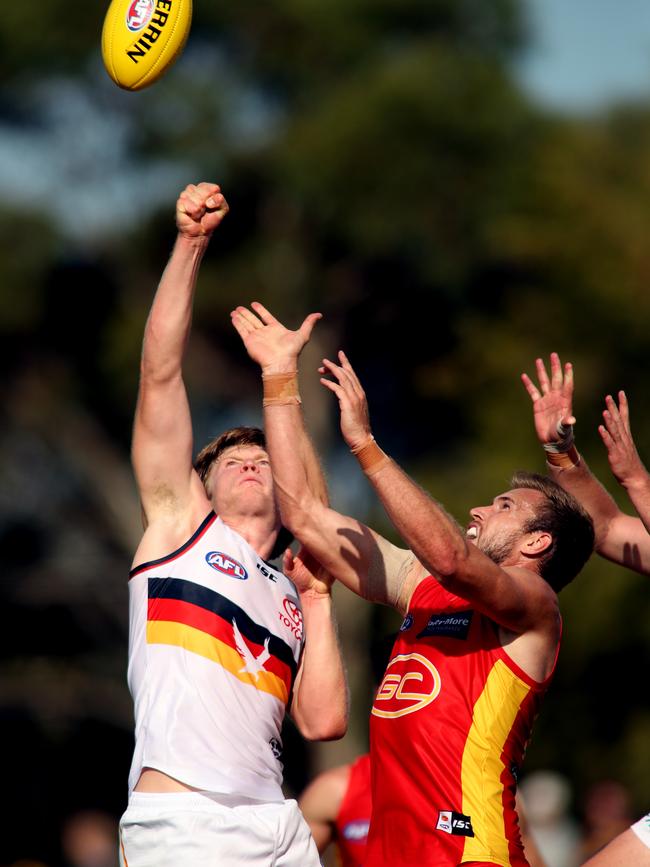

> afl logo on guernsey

[
  {"left": 372, "top": 653, "right": 441, "bottom": 719},
  {"left": 205, "top": 551, "right": 248, "bottom": 580},
  {"left": 126, "top": 0, "right": 154, "bottom": 31}
]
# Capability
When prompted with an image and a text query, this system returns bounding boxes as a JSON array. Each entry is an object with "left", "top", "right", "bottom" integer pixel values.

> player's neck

[{"left": 219, "top": 511, "right": 279, "bottom": 560}]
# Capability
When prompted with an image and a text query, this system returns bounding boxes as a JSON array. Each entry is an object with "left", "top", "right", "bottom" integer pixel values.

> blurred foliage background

[{"left": 1, "top": 0, "right": 649, "bottom": 864}]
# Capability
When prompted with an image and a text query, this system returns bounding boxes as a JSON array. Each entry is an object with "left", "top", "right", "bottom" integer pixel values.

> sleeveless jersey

[
  {"left": 127, "top": 512, "right": 305, "bottom": 799},
  {"left": 366, "top": 576, "right": 557, "bottom": 867},
  {"left": 334, "top": 753, "right": 372, "bottom": 867}
]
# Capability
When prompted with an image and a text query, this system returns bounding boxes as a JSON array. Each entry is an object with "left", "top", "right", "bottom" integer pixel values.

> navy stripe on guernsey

[
  {"left": 148, "top": 577, "right": 298, "bottom": 679},
  {"left": 129, "top": 512, "right": 217, "bottom": 579}
]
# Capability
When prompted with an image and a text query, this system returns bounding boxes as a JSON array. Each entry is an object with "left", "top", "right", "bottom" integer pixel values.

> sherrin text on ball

[{"left": 101, "top": 0, "right": 192, "bottom": 91}]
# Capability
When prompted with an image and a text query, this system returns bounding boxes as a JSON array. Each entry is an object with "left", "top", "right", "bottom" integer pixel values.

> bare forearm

[
  {"left": 142, "top": 234, "right": 209, "bottom": 381},
  {"left": 364, "top": 454, "right": 467, "bottom": 579},
  {"left": 264, "top": 401, "right": 326, "bottom": 517},
  {"left": 292, "top": 592, "right": 348, "bottom": 740},
  {"left": 619, "top": 473, "right": 650, "bottom": 536},
  {"left": 547, "top": 455, "right": 620, "bottom": 543}
]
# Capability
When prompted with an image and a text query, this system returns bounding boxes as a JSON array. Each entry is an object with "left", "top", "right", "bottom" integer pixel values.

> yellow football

[{"left": 101, "top": 0, "right": 192, "bottom": 91}]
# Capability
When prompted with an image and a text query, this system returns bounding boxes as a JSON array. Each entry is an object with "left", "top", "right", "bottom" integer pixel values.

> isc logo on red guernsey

[{"left": 371, "top": 653, "right": 441, "bottom": 719}]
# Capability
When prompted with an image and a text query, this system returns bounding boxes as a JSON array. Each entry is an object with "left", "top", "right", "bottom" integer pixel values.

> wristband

[
  {"left": 351, "top": 436, "right": 391, "bottom": 476},
  {"left": 546, "top": 445, "right": 581, "bottom": 469},
  {"left": 262, "top": 372, "right": 301, "bottom": 406}
]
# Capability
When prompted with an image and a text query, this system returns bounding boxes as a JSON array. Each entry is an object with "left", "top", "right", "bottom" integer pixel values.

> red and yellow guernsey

[
  {"left": 334, "top": 753, "right": 372, "bottom": 867},
  {"left": 367, "top": 577, "right": 557, "bottom": 867}
]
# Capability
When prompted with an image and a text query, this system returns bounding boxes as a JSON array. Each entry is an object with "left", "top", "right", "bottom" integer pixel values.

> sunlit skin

[
  {"left": 466, "top": 488, "right": 548, "bottom": 567},
  {"left": 206, "top": 445, "right": 280, "bottom": 524}
]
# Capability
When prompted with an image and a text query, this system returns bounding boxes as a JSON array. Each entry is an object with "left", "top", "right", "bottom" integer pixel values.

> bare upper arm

[
  {"left": 595, "top": 512, "right": 650, "bottom": 575},
  {"left": 288, "top": 502, "right": 416, "bottom": 610},
  {"left": 439, "top": 550, "right": 559, "bottom": 635},
  {"left": 132, "top": 371, "right": 209, "bottom": 526}
]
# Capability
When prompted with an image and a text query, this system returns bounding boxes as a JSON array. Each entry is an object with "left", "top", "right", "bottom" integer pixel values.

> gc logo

[{"left": 371, "top": 653, "right": 441, "bottom": 719}]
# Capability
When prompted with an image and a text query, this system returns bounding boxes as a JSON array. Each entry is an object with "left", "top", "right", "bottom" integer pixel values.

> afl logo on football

[
  {"left": 126, "top": 0, "right": 154, "bottom": 32},
  {"left": 371, "top": 653, "right": 441, "bottom": 719},
  {"left": 205, "top": 551, "right": 248, "bottom": 580}
]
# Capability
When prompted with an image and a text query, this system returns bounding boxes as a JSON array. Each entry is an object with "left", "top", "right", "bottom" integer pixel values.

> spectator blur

[
  {"left": 61, "top": 811, "right": 118, "bottom": 867},
  {"left": 579, "top": 780, "right": 633, "bottom": 862},
  {"left": 519, "top": 770, "right": 582, "bottom": 867}
]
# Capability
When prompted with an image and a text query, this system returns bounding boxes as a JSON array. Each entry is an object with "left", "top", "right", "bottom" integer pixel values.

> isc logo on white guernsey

[
  {"left": 126, "top": 0, "right": 154, "bottom": 31},
  {"left": 371, "top": 653, "right": 441, "bottom": 718},
  {"left": 205, "top": 551, "right": 248, "bottom": 580}
]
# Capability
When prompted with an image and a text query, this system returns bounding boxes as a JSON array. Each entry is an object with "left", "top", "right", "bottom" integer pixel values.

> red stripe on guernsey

[
  {"left": 129, "top": 512, "right": 218, "bottom": 579},
  {"left": 502, "top": 687, "right": 544, "bottom": 866},
  {"left": 149, "top": 596, "right": 293, "bottom": 690}
]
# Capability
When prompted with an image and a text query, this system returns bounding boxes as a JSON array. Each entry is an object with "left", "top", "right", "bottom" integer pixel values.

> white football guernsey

[{"left": 126, "top": 512, "right": 305, "bottom": 799}]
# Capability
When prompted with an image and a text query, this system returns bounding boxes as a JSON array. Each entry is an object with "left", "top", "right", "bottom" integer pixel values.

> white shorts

[
  {"left": 631, "top": 812, "right": 650, "bottom": 849},
  {"left": 119, "top": 791, "right": 320, "bottom": 867}
]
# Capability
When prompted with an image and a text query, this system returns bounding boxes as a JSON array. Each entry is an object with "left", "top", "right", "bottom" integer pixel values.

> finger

[
  {"left": 320, "top": 377, "right": 346, "bottom": 399},
  {"left": 338, "top": 351, "right": 364, "bottom": 394},
  {"left": 250, "top": 302, "right": 280, "bottom": 326},
  {"left": 521, "top": 373, "right": 541, "bottom": 402},
  {"left": 550, "top": 352, "right": 563, "bottom": 390},
  {"left": 598, "top": 424, "right": 614, "bottom": 450},
  {"left": 234, "top": 306, "right": 263, "bottom": 329},
  {"left": 322, "top": 357, "right": 358, "bottom": 394},
  {"left": 618, "top": 390, "right": 630, "bottom": 427},
  {"left": 604, "top": 394, "right": 622, "bottom": 424},
  {"left": 535, "top": 358, "right": 551, "bottom": 394},
  {"left": 206, "top": 192, "right": 227, "bottom": 212},
  {"left": 230, "top": 310, "right": 255, "bottom": 337},
  {"left": 282, "top": 548, "right": 294, "bottom": 573},
  {"left": 298, "top": 312, "right": 322, "bottom": 342},
  {"left": 602, "top": 407, "right": 621, "bottom": 440},
  {"left": 180, "top": 186, "right": 207, "bottom": 218},
  {"left": 562, "top": 362, "right": 574, "bottom": 397}
]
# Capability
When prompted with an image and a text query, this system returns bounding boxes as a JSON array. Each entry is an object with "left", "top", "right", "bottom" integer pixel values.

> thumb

[
  {"left": 283, "top": 548, "right": 294, "bottom": 573},
  {"left": 299, "top": 312, "right": 322, "bottom": 342}
]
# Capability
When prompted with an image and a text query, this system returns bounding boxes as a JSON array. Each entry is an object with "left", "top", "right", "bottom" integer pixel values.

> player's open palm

[
  {"left": 319, "top": 351, "right": 372, "bottom": 452},
  {"left": 231, "top": 303, "right": 321, "bottom": 372},
  {"left": 599, "top": 391, "right": 648, "bottom": 486},
  {"left": 521, "top": 352, "right": 576, "bottom": 445},
  {"left": 176, "top": 182, "right": 229, "bottom": 237}
]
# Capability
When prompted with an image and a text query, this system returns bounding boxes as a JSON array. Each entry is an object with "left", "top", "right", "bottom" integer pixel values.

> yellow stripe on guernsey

[
  {"left": 460, "top": 659, "right": 531, "bottom": 865},
  {"left": 147, "top": 621, "right": 289, "bottom": 704}
]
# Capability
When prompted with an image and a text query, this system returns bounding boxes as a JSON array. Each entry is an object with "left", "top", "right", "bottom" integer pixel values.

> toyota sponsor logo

[{"left": 278, "top": 597, "right": 303, "bottom": 640}]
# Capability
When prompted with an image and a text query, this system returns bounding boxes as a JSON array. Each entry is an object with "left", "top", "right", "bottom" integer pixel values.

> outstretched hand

[
  {"left": 521, "top": 352, "right": 576, "bottom": 445},
  {"left": 231, "top": 303, "right": 321, "bottom": 373},
  {"left": 599, "top": 391, "right": 648, "bottom": 487},
  {"left": 319, "top": 351, "right": 372, "bottom": 451},
  {"left": 176, "top": 182, "right": 229, "bottom": 238},
  {"left": 283, "top": 547, "right": 333, "bottom": 597}
]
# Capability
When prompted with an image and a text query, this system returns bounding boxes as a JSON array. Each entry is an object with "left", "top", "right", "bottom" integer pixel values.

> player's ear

[{"left": 521, "top": 531, "right": 552, "bottom": 556}]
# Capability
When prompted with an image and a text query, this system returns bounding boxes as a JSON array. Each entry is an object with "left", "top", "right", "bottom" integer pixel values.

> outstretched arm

[
  {"left": 522, "top": 354, "right": 650, "bottom": 574},
  {"left": 320, "top": 353, "right": 557, "bottom": 635},
  {"left": 132, "top": 183, "right": 228, "bottom": 535},
  {"left": 231, "top": 304, "right": 419, "bottom": 613},
  {"left": 298, "top": 763, "right": 351, "bottom": 853}
]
